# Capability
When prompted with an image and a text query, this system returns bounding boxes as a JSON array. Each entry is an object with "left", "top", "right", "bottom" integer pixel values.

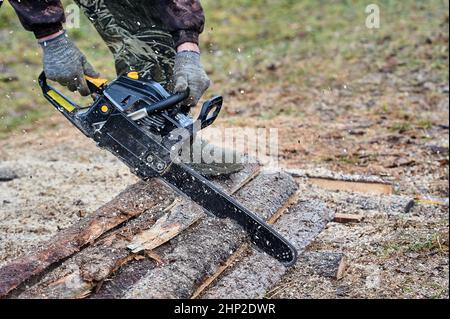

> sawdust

[{"left": 0, "top": 126, "right": 137, "bottom": 267}]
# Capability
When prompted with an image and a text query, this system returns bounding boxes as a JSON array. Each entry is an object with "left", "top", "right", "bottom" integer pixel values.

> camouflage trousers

[{"left": 74, "top": 0, "right": 177, "bottom": 88}]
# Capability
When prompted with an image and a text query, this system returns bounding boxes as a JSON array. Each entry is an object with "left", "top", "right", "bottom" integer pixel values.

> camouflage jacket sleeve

[
  {"left": 8, "top": 0, "right": 65, "bottom": 38},
  {"left": 155, "top": 0, "right": 205, "bottom": 47}
]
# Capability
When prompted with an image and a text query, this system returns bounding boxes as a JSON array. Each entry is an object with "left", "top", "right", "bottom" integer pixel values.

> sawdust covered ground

[
  {"left": 0, "top": 120, "right": 138, "bottom": 266},
  {"left": 226, "top": 55, "right": 449, "bottom": 299}
]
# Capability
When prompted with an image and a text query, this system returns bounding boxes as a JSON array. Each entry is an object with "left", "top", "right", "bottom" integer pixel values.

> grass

[
  {"left": 0, "top": 0, "right": 448, "bottom": 136},
  {"left": 378, "top": 232, "right": 449, "bottom": 259},
  {"left": 389, "top": 122, "right": 413, "bottom": 133},
  {"left": 416, "top": 119, "right": 434, "bottom": 130}
]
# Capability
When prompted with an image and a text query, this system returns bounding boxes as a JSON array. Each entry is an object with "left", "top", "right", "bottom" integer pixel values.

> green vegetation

[
  {"left": 0, "top": 0, "right": 448, "bottom": 136},
  {"left": 378, "top": 231, "right": 448, "bottom": 259}
]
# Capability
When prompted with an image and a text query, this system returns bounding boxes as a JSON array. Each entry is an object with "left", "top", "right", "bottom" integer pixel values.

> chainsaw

[{"left": 38, "top": 71, "right": 298, "bottom": 266}]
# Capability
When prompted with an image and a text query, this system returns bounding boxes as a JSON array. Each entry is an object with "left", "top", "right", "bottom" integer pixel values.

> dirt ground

[{"left": 0, "top": 0, "right": 448, "bottom": 299}]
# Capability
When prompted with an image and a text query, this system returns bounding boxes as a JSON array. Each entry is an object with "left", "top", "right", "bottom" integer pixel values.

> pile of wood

[{"left": 0, "top": 164, "right": 336, "bottom": 299}]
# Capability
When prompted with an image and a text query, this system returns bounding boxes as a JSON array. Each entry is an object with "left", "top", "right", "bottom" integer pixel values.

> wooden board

[
  {"left": 308, "top": 178, "right": 393, "bottom": 195},
  {"left": 299, "top": 252, "right": 347, "bottom": 280}
]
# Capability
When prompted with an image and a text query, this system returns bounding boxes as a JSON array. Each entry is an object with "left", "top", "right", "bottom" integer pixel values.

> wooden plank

[
  {"left": 122, "top": 171, "right": 298, "bottom": 299},
  {"left": 190, "top": 244, "right": 250, "bottom": 300},
  {"left": 0, "top": 179, "right": 175, "bottom": 298},
  {"left": 13, "top": 164, "right": 260, "bottom": 299},
  {"left": 308, "top": 178, "right": 393, "bottom": 195},
  {"left": 201, "top": 200, "right": 334, "bottom": 299},
  {"left": 333, "top": 213, "right": 364, "bottom": 224}
]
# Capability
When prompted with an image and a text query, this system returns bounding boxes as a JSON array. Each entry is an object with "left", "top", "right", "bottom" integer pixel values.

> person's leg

[
  {"left": 74, "top": 0, "right": 176, "bottom": 87},
  {"left": 75, "top": 0, "right": 244, "bottom": 176}
]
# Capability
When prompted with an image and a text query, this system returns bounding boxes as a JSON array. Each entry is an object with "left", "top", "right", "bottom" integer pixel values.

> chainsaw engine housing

[{"left": 39, "top": 72, "right": 223, "bottom": 178}]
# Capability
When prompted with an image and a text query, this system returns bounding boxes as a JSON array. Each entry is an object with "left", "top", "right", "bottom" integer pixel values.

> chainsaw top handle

[{"left": 143, "top": 89, "right": 190, "bottom": 114}]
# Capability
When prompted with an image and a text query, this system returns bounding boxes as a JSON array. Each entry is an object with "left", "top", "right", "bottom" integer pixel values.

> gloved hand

[
  {"left": 39, "top": 32, "right": 99, "bottom": 96},
  {"left": 173, "top": 51, "right": 210, "bottom": 107}
]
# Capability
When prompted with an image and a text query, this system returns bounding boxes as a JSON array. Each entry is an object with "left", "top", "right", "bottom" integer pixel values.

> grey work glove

[
  {"left": 173, "top": 51, "right": 210, "bottom": 107},
  {"left": 39, "top": 32, "right": 99, "bottom": 96}
]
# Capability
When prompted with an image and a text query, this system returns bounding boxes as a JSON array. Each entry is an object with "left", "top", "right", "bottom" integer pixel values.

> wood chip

[{"left": 333, "top": 213, "right": 364, "bottom": 224}]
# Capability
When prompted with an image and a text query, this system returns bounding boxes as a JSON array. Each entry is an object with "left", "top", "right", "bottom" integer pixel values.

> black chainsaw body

[
  {"left": 38, "top": 73, "right": 222, "bottom": 177},
  {"left": 38, "top": 72, "right": 298, "bottom": 266}
]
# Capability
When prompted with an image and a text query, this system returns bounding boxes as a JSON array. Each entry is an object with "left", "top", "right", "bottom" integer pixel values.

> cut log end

[{"left": 301, "top": 252, "right": 347, "bottom": 280}]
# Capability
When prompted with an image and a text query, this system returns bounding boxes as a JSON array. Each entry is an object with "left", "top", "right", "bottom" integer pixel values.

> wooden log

[
  {"left": 0, "top": 180, "right": 175, "bottom": 298},
  {"left": 17, "top": 200, "right": 175, "bottom": 299},
  {"left": 189, "top": 193, "right": 302, "bottom": 300},
  {"left": 121, "top": 171, "right": 298, "bottom": 299},
  {"left": 200, "top": 200, "right": 334, "bottom": 299},
  {"left": 296, "top": 182, "right": 414, "bottom": 216},
  {"left": 14, "top": 165, "right": 260, "bottom": 299},
  {"left": 127, "top": 163, "right": 260, "bottom": 255}
]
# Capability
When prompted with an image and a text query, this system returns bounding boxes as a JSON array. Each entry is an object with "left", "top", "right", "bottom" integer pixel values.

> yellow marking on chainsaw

[
  {"left": 127, "top": 72, "right": 139, "bottom": 80},
  {"left": 101, "top": 105, "right": 109, "bottom": 113},
  {"left": 47, "top": 90, "right": 76, "bottom": 112},
  {"left": 85, "top": 76, "right": 108, "bottom": 88}
]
